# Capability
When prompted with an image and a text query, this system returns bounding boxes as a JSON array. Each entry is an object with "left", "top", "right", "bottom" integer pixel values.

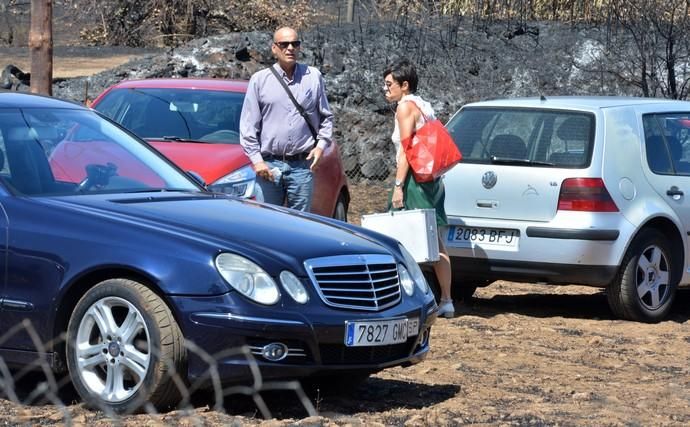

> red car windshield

[{"left": 95, "top": 88, "right": 244, "bottom": 144}]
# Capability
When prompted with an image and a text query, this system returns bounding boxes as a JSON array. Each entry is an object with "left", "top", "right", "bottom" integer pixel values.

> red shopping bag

[{"left": 401, "top": 104, "right": 462, "bottom": 182}]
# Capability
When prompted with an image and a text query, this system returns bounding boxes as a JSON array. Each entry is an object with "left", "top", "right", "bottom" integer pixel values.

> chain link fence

[{"left": 0, "top": 319, "right": 320, "bottom": 422}]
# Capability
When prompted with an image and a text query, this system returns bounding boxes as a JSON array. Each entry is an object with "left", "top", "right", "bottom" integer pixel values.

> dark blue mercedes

[{"left": 0, "top": 92, "right": 436, "bottom": 413}]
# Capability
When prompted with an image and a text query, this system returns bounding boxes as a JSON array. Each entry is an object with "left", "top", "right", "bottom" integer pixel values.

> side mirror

[{"left": 186, "top": 170, "right": 206, "bottom": 188}]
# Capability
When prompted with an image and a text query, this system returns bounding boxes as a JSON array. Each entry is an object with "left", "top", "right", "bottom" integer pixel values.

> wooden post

[
  {"left": 29, "top": 0, "right": 53, "bottom": 95},
  {"left": 346, "top": 0, "right": 354, "bottom": 23}
]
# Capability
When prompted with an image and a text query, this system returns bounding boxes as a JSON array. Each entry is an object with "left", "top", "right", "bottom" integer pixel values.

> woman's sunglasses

[{"left": 274, "top": 40, "right": 302, "bottom": 49}]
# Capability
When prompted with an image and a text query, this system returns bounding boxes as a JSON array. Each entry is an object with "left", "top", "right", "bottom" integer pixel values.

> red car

[{"left": 90, "top": 78, "right": 349, "bottom": 220}]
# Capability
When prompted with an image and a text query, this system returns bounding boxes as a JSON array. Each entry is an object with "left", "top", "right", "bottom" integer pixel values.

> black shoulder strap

[{"left": 268, "top": 65, "right": 319, "bottom": 141}]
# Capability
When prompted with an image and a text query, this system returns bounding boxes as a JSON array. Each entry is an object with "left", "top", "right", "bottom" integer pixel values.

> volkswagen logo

[{"left": 482, "top": 171, "right": 497, "bottom": 189}]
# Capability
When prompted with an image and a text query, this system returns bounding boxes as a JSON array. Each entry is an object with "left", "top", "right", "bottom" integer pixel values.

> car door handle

[
  {"left": 476, "top": 199, "right": 498, "bottom": 208},
  {"left": 667, "top": 186, "right": 684, "bottom": 197}
]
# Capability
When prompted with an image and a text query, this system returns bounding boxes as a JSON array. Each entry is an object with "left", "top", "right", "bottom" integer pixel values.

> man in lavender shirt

[{"left": 239, "top": 26, "right": 334, "bottom": 211}]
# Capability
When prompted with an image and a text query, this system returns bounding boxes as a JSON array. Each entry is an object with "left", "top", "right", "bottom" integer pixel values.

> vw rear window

[{"left": 446, "top": 107, "right": 594, "bottom": 168}]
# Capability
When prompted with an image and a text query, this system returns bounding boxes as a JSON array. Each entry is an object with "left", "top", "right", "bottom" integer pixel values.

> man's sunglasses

[{"left": 274, "top": 40, "right": 302, "bottom": 49}]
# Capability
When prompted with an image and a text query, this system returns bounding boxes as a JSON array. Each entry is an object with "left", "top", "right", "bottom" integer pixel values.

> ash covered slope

[{"left": 52, "top": 22, "right": 634, "bottom": 182}]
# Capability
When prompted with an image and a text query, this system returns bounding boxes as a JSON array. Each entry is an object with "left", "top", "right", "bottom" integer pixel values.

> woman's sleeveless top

[{"left": 391, "top": 94, "right": 436, "bottom": 164}]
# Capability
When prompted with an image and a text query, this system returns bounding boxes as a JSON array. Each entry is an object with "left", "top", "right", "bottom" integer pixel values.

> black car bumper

[
  {"left": 171, "top": 294, "right": 437, "bottom": 386},
  {"left": 450, "top": 256, "right": 619, "bottom": 287}
]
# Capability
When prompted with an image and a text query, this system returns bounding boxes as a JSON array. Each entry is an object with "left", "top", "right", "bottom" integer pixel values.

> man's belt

[{"left": 263, "top": 151, "right": 310, "bottom": 162}]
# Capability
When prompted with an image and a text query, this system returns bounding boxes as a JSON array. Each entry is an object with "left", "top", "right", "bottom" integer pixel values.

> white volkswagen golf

[{"left": 443, "top": 96, "right": 690, "bottom": 322}]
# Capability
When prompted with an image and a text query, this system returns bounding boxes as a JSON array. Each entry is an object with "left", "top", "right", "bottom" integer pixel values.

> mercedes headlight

[
  {"left": 215, "top": 253, "right": 279, "bottom": 304},
  {"left": 280, "top": 271, "right": 309, "bottom": 304},
  {"left": 398, "top": 265, "right": 415, "bottom": 296},
  {"left": 398, "top": 243, "right": 430, "bottom": 294},
  {"left": 207, "top": 164, "right": 256, "bottom": 198}
]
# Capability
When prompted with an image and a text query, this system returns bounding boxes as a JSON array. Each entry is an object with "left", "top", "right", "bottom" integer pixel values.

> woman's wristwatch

[{"left": 394, "top": 179, "right": 403, "bottom": 188}]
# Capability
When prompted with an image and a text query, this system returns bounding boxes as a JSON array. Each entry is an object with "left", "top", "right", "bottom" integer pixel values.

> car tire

[
  {"left": 607, "top": 229, "right": 677, "bottom": 323},
  {"left": 333, "top": 193, "right": 348, "bottom": 222},
  {"left": 66, "top": 279, "right": 186, "bottom": 414}
]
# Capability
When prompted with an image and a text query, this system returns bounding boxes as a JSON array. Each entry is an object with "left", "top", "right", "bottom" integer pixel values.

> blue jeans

[{"left": 255, "top": 158, "right": 313, "bottom": 211}]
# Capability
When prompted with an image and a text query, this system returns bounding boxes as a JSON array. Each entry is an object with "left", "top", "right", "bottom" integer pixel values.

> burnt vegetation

[
  {"left": 4, "top": 1, "right": 690, "bottom": 182},
  {"left": 3, "top": 1, "right": 690, "bottom": 100}
]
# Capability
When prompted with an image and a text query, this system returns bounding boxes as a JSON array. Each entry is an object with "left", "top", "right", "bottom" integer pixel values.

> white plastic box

[{"left": 361, "top": 209, "right": 439, "bottom": 263}]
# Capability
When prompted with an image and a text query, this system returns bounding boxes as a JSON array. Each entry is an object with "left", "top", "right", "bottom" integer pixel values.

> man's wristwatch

[{"left": 394, "top": 179, "right": 403, "bottom": 188}]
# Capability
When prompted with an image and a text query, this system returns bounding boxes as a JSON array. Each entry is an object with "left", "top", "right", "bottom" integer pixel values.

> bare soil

[
  {"left": 0, "top": 46, "right": 162, "bottom": 78},
  {"left": 348, "top": 181, "right": 390, "bottom": 225},
  {"left": 0, "top": 52, "right": 689, "bottom": 427},
  {"left": 2, "top": 283, "right": 689, "bottom": 426}
]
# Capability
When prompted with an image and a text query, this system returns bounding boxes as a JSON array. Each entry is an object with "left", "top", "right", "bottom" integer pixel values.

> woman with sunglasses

[
  {"left": 383, "top": 58, "right": 455, "bottom": 318},
  {"left": 240, "top": 27, "right": 333, "bottom": 212}
]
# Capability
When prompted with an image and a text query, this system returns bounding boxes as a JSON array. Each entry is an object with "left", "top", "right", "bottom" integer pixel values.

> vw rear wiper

[{"left": 490, "top": 156, "right": 554, "bottom": 166}]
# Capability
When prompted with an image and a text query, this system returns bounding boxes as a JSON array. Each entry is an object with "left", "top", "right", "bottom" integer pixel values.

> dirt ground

[
  {"left": 2, "top": 282, "right": 688, "bottom": 426},
  {"left": 1, "top": 52, "right": 689, "bottom": 426},
  {"left": 0, "top": 46, "right": 161, "bottom": 78}
]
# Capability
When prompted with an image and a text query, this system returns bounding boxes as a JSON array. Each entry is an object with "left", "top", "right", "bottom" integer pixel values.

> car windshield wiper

[
  {"left": 145, "top": 136, "right": 206, "bottom": 143},
  {"left": 120, "top": 188, "right": 201, "bottom": 194},
  {"left": 490, "top": 156, "right": 554, "bottom": 166}
]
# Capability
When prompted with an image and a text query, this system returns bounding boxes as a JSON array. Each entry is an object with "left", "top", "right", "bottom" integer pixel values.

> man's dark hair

[{"left": 383, "top": 59, "right": 418, "bottom": 93}]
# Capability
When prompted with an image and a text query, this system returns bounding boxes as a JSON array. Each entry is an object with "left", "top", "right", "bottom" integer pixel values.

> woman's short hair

[{"left": 383, "top": 59, "right": 418, "bottom": 93}]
